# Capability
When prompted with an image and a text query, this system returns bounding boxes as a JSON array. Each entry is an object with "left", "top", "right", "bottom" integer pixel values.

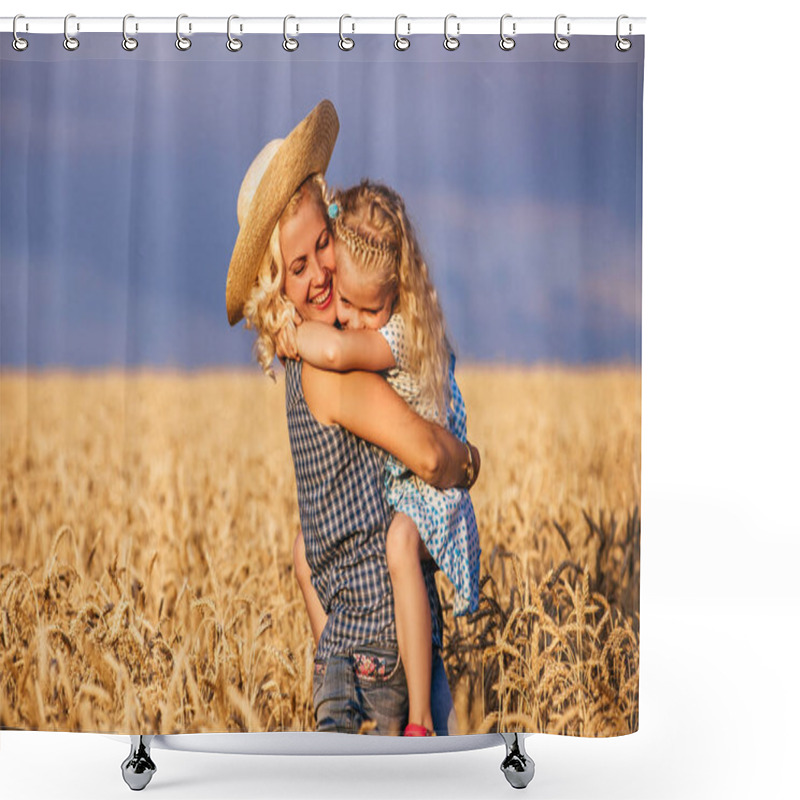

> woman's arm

[
  {"left": 302, "top": 364, "right": 479, "bottom": 489},
  {"left": 296, "top": 321, "right": 395, "bottom": 372}
]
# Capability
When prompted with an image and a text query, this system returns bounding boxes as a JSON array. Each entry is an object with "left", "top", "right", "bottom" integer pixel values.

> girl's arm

[
  {"left": 302, "top": 364, "right": 479, "bottom": 490},
  {"left": 296, "top": 321, "right": 395, "bottom": 373}
]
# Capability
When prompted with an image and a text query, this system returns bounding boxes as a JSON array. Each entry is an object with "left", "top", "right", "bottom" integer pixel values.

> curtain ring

[
  {"left": 553, "top": 14, "right": 570, "bottom": 51},
  {"left": 175, "top": 14, "right": 191, "bottom": 51},
  {"left": 12, "top": 15, "right": 29, "bottom": 52},
  {"left": 227, "top": 15, "right": 243, "bottom": 52},
  {"left": 283, "top": 15, "right": 299, "bottom": 51},
  {"left": 443, "top": 14, "right": 460, "bottom": 51},
  {"left": 122, "top": 15, "right": 138, "bottom": 51},
  {"left": 499, "top": 14, "right": 515, "bottom": 51},
  {"left": 394, "top": 15, "right": 410, "bottom": 51},
  {"left": 339, "top": 15, "right": 354, "bottom": 51},
  {"left": 63, "top": 13, "right": 79, "bottom": 51},
  {"left": 616, "top": 14, "right": 632, "bottom": 52}
]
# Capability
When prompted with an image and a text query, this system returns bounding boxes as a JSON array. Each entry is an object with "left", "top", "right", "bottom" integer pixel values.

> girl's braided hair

[{"left": 332, "top": 180, "right": 451, "bottom": 421}]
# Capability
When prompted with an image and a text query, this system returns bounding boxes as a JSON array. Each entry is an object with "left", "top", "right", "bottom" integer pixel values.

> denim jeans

[
  {"left": 430, "top": 651, "right": 458, "bottom": 736},
  {"left": 312, "top": 644, "right": 455, "bottom": 736}
]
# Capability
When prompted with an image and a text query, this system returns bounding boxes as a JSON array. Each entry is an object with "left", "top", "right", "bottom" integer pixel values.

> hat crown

[{"left": 237, "top": 138, "right": 284, "bottom": 226}]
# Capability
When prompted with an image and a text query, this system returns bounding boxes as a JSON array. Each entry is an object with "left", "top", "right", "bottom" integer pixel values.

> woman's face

[{"left": 280, "top": 193, "right": 337, "bottom": 323}]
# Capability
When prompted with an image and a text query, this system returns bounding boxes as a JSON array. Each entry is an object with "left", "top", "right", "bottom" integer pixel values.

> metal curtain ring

[
  {"left": 122, "top": 14, "right": 138, "bottom": 51},
  {"left": 283, "top": 15, "right": 299, "bottom": 51},
  {"left": 394, "top": 15, "right": 410, "bottom": 50},
  {"left": 500, "top": 14, "right": 515, "bottom": 51},
  {"left": 616, "top": 14, "right": 632, "bottom": 51},
  {"left": 63, "top": 13, "right": 79, "bottom": 51},
  {"left": 176, "top": 14, "right": 191, "bottom": 51},
  {"left": 339, "top": 15, "right": 354, "bottom": 50},
  {"left": 444, "top": 14, "right": 460, "bottom": 51},
  {"left": 227, "top": 15, "right": 243, "bottom": 52},
  {"left": 12, "top": 15, "right": 29, "bottom": 51},
  {"left": 553, "top": 14, "right": 570, "bottom": 51}
]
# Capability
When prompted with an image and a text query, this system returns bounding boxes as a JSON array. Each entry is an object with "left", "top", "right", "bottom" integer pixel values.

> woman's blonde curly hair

[
  {"left": 332, "top": 180, "right": 451, "bottom": 422},
  {"left": 242, "top": 173, "right": 329, "bottom": 378}
]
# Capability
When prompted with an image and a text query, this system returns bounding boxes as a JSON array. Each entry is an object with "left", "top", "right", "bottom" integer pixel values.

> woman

[{"left": 227, "top": 100, "right": 478, "bottom": 735}]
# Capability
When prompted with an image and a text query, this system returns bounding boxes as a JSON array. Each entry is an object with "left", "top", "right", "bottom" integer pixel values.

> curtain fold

[{"left": 1, "top": 31, "right": 643, "bottom": 738}]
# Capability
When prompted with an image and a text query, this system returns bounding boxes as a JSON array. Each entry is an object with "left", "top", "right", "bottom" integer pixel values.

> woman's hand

[{"left": 302, "top": 365, "right": 476, "bottom": 490}]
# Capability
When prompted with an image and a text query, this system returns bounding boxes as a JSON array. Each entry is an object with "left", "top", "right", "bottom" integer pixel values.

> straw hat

[{"left": 226, "top": 99, "right": 339, "bottom": 326}]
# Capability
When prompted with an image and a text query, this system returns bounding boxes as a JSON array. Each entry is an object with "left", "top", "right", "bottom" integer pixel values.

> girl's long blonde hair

[
  {"left": 332, "top": 180, "right": 451, "bottom": 421},
  {"left": 242, "top": 173, "right": 329, "bottom": 377}
]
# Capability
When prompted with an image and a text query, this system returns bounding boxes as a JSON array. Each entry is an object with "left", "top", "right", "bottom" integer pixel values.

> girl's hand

[{"left": 276, "top": 314, "right": 303, "bottom": 361}]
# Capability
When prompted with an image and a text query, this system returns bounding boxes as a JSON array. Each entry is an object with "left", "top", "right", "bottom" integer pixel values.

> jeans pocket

[
  {"left": 351, "top": 646, "right": 407, "bottom": 735},
  {"left": 351, "top": 646, "right": 402, "bottom": 684}
]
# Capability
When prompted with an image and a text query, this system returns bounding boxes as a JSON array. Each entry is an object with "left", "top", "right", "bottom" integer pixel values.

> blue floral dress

[{"left": 379, "top": 313, "right": 481, "bottom": 616}]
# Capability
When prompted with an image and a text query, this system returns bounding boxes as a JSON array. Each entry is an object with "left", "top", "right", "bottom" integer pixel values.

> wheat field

[{"left": 0, "top": 367, "right": 640, "bottom": 736}]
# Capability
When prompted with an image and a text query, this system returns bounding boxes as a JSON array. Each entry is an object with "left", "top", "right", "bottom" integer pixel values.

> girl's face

[
  {"left": 280, "top": 193, "right": 337, "bottom": 324},
  {"left": 335, "top": 246, "right": 395, "bottom": 331}
]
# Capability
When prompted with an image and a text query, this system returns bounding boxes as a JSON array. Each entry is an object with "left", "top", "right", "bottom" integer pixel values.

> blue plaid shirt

[{"left": 285, "top": 359, "right": 443, "bottom": 662}]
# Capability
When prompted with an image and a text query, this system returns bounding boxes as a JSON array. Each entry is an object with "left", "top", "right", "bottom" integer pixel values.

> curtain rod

[{"left": 1, "top": 16, "right": 646, "bottom": 36}]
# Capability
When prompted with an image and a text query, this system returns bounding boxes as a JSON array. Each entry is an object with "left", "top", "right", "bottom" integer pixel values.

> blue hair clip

[{"left": 327, "top": 202, "right": 339, "bottom": 220}]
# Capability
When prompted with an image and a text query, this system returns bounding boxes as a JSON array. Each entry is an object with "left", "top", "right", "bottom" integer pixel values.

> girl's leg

[
  {"left": 385, "top": 512, "right": 433, "bottom": 733},
  {"left": 293, "top": 532, "right": 328, "bottom": 648}
]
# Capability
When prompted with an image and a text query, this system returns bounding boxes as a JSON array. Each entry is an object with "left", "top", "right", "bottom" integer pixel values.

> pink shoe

[{"left": 404, "top": 723, "right": 433, "bottom": 737}]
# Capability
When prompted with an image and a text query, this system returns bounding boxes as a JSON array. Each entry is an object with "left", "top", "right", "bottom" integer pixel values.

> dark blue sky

[{"left": 0, "top": 34, "right": 643, "bottom": 368}]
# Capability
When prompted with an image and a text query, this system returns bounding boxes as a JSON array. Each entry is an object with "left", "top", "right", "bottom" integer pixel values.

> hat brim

[{"left": 226, "top": 99, "right": 339, "bottom": 326}]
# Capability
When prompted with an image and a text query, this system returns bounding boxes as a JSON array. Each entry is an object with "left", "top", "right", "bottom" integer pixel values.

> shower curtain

[{"left": 0, "top": 29, "right": 643, "bottom": 738}]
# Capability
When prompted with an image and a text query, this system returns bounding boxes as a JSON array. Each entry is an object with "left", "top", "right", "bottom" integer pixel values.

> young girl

[{"left": 279, "top": 180, "right": 481, "bottom": 737}]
